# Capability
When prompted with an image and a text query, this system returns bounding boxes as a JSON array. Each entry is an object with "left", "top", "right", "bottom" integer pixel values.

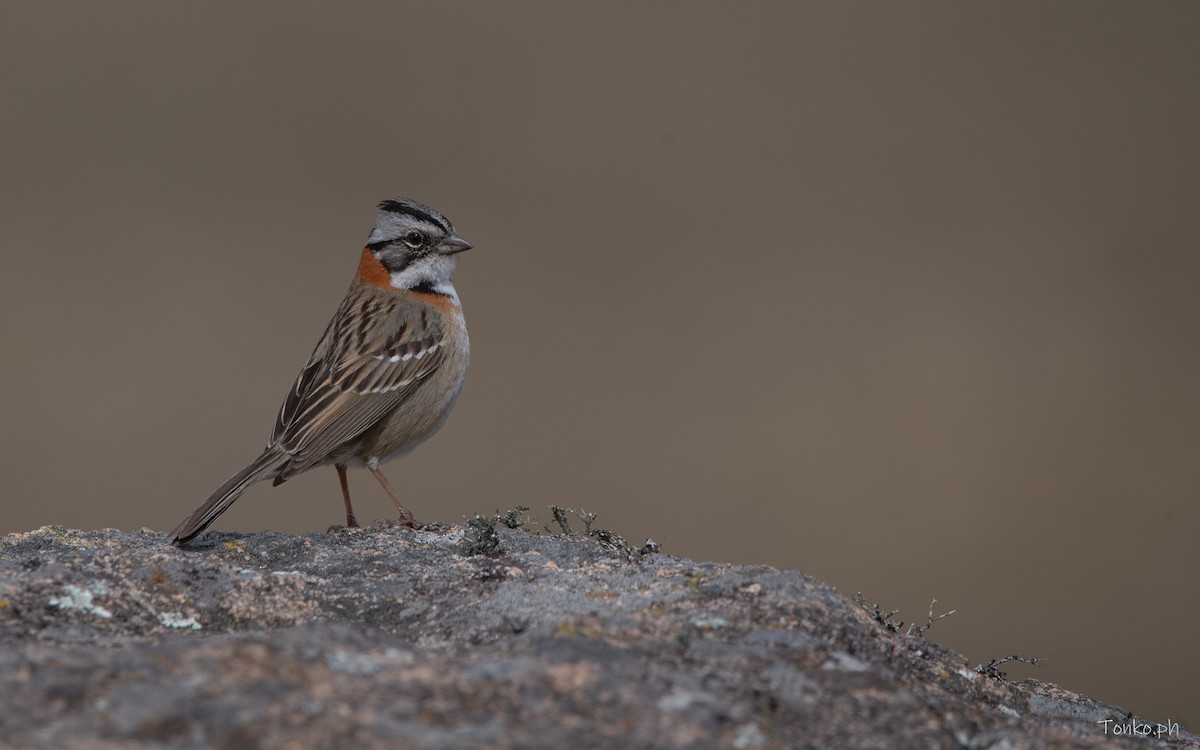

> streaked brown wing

[
  {"left": 275, "top": 345, "right": 446, "bottom": 470},
  {"left": 270, "top": 297, "right": 347, "bottom": 447},
  {"left": 267, "top": 290, "right": 447, "bottom": 474}
]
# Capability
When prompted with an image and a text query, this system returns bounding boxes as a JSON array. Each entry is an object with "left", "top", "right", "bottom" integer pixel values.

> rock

[{"left": 0, "top": 524, "right": 1192, "bottom": 749}]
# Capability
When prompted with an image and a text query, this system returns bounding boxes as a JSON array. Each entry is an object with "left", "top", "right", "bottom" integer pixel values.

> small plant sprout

[
  {"left": 974, "top": 654, "right": 1045, "bottom": 681},
  {"left": 906, "top": 599, "right": 956, "bottom": 637}
]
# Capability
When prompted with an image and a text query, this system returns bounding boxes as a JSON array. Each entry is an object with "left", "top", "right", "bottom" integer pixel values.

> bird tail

[{"left": 169, "top": 451, "right": 288, "bottom": 546}]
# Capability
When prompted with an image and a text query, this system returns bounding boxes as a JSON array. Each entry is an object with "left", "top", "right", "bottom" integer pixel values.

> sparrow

[{"left": 169, "top": 197, "right": 472, "bottom": 546}]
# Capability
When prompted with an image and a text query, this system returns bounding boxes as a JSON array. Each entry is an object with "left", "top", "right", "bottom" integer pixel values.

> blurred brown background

[{"left": 2, "top": 0, "right": 1197, "bottom": 726}]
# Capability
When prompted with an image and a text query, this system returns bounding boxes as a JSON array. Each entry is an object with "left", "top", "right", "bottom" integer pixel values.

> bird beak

[{"left": 438, "top": 232, "right": 473, "bottom": 254}]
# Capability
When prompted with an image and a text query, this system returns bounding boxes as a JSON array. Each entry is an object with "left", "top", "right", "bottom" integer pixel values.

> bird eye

[{"left": 402, "top": 230, "right": 426, "bottom": 249}]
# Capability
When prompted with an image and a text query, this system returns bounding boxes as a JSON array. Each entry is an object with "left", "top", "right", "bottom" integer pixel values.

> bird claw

[{"left": 369, "top": 514, "right": 425, "bottom": 531}]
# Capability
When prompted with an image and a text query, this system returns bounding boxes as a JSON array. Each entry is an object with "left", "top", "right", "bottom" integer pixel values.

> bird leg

[
  {"left": 335, "top": 464, "right": 359, "bottom": 528},
  {"left": 369, "top": 467, "right": 421, "bottom": 528}
]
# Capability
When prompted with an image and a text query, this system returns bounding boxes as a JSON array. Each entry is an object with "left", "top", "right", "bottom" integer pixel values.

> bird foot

[{"left": 370, "top": 513, "right": 426, "bottom": 531}]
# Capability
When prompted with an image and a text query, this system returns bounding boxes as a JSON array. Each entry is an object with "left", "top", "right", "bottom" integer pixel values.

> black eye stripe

[{"left": 367, "top": 229, "right": 431, "bottom": 253}]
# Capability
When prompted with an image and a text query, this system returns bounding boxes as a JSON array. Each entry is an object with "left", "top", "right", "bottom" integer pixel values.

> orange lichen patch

[{"left": 356, "top": 248, "right": 391, "bottom": 288}]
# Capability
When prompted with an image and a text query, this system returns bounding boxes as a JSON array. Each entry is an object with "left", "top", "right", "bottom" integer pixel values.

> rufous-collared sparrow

[{"left": 169, "top": 197, "right": 472, "bottom": 546}]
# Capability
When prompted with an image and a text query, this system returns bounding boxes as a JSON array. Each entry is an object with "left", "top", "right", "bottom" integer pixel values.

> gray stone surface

[{"left": 0, "top": 524, "right": 1192, "bottom": 749}]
